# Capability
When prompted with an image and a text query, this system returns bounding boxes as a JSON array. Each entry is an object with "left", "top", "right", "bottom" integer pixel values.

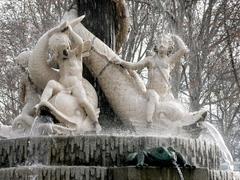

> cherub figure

[
  {"left": 37, "top": 17, "right": 100, "bottom": 130},
  {"left": 113, "top": 34, "right": 189, "bottom": 98},
  {"left": 12, "top": 51, "right": 40, "bottom": 133},
  {"left": 112, "top": 34, "right": 206, "bottom": 126}
]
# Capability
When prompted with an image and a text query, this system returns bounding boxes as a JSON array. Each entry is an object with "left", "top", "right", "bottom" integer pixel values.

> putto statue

[
  {"left": 113, "top": 34, "right": 188, "bottom": 99},
  {"left": 28, "top": 17, "right": 101, "bottom": 135},
  {"left": 3, "top": 13, "right": 205, "bottom": 137},
  {"left": 112, "top": 34, "right": 190, "bottom": 126}
]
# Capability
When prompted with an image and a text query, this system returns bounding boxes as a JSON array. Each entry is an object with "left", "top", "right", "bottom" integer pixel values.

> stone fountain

[
  {"left": 0, "top": 135, "right": 237, "bottom": 180},
  {"left": 0, "top": 1, "right": 240, "bottom": 180}
]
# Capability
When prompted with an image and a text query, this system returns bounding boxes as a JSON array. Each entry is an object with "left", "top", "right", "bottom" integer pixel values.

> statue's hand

[
  {"left": 171, "top": 34, "right": 182, "bottom": 39},
  {"left": 48, "top": 21, "right": 69, "bottom": 37},
  {"left": 69, "top": 15, "right": 85, "bottom": 27},
  {"left": 171, "top": 34, "right": 183, "bottom": 44},
  {"left": 66, "top": 24, "right": 74, "bottom": 32},
  {"left": 147, "top": 121, "right": 153, "bottom": 128},
  {"left": 59, "top": 21, "right": 69, "bottom": 32},
  {"left": 171, "top": 34, "right": 190, "bottom": 53},
  {"left": 111, "top": 57, "right": 122, "bottom": 65}
]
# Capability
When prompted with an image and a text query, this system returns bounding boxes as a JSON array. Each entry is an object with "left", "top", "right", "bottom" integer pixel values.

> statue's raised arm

[
  {"left": 28, "top": 22, "right": 69, "bottom": 90},
  {"left": 168, "top": 34, "right": 189, "bottom": 65}
]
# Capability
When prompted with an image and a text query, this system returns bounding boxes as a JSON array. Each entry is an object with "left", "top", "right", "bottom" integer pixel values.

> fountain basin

[{"left": 0, "top": 135, "right": 220, "bottom": 169}]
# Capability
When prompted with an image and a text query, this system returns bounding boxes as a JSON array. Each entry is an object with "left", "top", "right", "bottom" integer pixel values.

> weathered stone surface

[
  {"left": 0, "top": 166, "right": 110, "bottom": 180},
  {"left": 112, "top": 167, "right": 240, "bottom": 180},
  {"left": 0, "top": 166, "right": 240, "bottom": 180},
  {"left": 0, "top": 135, "right": 220, "bottom": 169},
  {"left": 209, "top": 169, "right": 240, "bottom": 180}
]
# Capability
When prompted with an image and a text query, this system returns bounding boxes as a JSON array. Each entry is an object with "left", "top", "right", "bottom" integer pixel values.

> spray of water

[
  {"left": 28, "top": 175, "right": 38, "bottom": 180},
  {"left": 30, "top": 116, "right": 54, "bottom": 136},
  {"left": 202, "top": 121, "right": 234, "bottom": 171},
  {"left": 29, "top": 117, "right": 38, "bottom": 136}
]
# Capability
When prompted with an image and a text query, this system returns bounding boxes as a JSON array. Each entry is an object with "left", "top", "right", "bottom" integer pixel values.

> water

[
  {"left": 203, "top": 121, "right": 234, "bottom": 171},
  {"left": 30, "top": 116, "right": 54, "bottom": 136},
  {"left": 29, "top": 175, "right": 38, "bottom": 180}
]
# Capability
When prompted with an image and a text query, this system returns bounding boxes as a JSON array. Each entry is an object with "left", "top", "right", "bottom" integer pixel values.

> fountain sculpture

[{"left": 0, "top": 2, "right": 239, "bottom": 180}]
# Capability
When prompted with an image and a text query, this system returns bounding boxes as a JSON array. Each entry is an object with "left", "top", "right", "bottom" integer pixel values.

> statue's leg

[
  {"left": 12, "top": 114, "right": 33, "bottom": 130},
  {"left": 156, "top": 101, "right": 207, "bottom": 126},
  {"left": 146, "top": 90, "right": 159, "bottom": 126},
  {"left": 13, "top": 102, "right": 36, "bottom": 129},
  {"left": 41, "top": 80, "right": 64, "bottom": 102},
  {"left": 156, "top": 101, "right": 186, "bottom": 123},
  {"left": 71, "top": 82, "right": 98, "bottom": 124},
  {"left": 22, "top": 101, "right": 37, "bottom": 116},
  {"left": 128, "top": 70, "right": 146, "bottom": 93},
  {"left": 51, "top": 124, "right": 75, "bottom": 135}
]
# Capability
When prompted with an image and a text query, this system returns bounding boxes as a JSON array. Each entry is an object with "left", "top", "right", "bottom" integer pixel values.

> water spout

[{"left": 202, "top": 121, "right": 234, "bottom": 171}]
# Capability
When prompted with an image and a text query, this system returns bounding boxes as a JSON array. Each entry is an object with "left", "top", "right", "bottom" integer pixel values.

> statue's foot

[
  {"left": 89, "top": 109, "right": 101, "bottom": 133},
  {"left": 12, "top": 114, "right": 34, "bottom": 130},
  {"left": 146, "top": 121, "right": 153, "bottom": 128},
  {"left": 92, "top": 121, "right": 102, "bottom": 133},
  {"left": 95, "top": 108, "right": 100, "bottom": 119},
  {"left": 192, "top": 109, "right": 207, "bottom": 123},
  {"left": 183, "top": 109, "right": 207, "bottom": 138},
  {"left": 51, "top": 124, "right": 74, "bottom": 135}
]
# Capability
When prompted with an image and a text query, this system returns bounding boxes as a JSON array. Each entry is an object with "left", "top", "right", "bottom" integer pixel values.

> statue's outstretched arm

[
  {"left": 112, "top": 56, "right": 150, "bottom": 70},
  {"left": 29, "top": 22, "right": 68, "bottom": 90},
  {"left": 168, "top": 35, "right": 189, "bottom": 65},
  {"left": 64, "top": 16, "right": 88, "bottom": 57},
  {"left": 47, "top": 21, "right": 68, "bottom": 38}
]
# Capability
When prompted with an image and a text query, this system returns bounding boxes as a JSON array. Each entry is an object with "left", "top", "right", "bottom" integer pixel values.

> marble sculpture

[{"left": 1, "top": 10, "right": 207, "bottom": 137}]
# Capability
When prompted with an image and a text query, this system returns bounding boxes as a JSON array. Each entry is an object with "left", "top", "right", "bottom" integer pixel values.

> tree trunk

[
  {"left": 74, "top": 0, "right": 124, "bottom": 128},
  {"left": 75, "top": 0, "right": 116, "bottom": 50}
]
